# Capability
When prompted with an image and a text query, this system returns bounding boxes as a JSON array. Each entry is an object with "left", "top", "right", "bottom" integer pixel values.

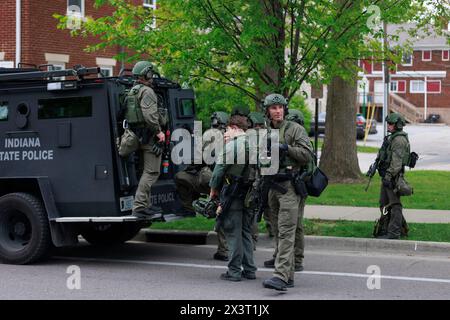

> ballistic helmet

[
  {"left": 286, "top": 109, "right": 305, "bottom": 126},
  {"left": 263, "top": 93, "right": 288, "bottom": 109},
  {"left": 248, "top": 112, "right": 266, "bottom": 128},
  {"left": 210, "top": 111, "right": 229, "bottom": 129},
  {"left": 385, "top": 112, "right": 406, "bottom": 130},
  {"left": 132, "top": 61, "right": 155, "bottom": 80}
]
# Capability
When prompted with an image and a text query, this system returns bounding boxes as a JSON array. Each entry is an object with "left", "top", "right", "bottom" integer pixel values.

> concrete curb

[{"left": 134, "top": 230, "right": 450, "bottom": 256}]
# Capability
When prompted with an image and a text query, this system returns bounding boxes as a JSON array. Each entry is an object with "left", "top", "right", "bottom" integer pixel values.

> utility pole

[{"left": 382, "top": 21, "right": 389, "bottom": 137}]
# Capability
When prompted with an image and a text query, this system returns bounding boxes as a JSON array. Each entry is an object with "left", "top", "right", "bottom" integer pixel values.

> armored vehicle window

[
  {"left": 0, "top": 102, "right": 8, "bottom": 121},
  {"left": 38, "top": 96, "right": 92, "bottom": 119},
  {"left": 179, "top": 99, "right": 194, "bottom": 118}
]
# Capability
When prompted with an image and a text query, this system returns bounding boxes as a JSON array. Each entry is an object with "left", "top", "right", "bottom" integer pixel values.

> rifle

[
  {"left": 215, "top": 177, "right": 244, "bottom": 230},
  {"left": 365, "top": 136, "right": 389, "bottom": 192},
  {"left": 365, "top": 159, "right": 379, "bottom": 192}
]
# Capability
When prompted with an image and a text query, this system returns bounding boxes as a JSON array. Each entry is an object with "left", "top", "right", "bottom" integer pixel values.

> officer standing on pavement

[
  {"left": 261, "top": 95, "right": 313, "bottom": 291},
  {"left": 264, "top": 108, "right": 307, "bottom": 272},
  {"left": 376, "top": 113, "right": 411, "bottom": 240},
  {"left": 130, "top": 61, "right": 166, "bottom": 219},
  {"left": 209, "top": 106, "right": 257, "bottom": 281}
]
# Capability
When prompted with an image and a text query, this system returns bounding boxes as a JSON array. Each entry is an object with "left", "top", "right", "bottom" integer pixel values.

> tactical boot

[
  {"left": 220, "top": 272, "right": 241, "bottom": 282},
  {"left": 213, "top": 252, "right": 229, "bottom": 261},
  {"left": 132, "top": 207, "right": 162, "bottom": 220},
  {"left": 241, "top": 271, "right": 256, "bottom": 280},
  {"left": 295, "top": 265, "right": 304, "bottom": 272},
  {"left": 264, "top": 258, "right": 275, "bottom": 268},
  {"left": 287, "top": 279, "right": 294, "bottom": 288},
  {"left": 262, "top": 277, "right": 288, "bottom": 291}
]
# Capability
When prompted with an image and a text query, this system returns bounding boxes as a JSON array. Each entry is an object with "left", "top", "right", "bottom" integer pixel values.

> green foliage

[
  {"left": 54, "top": 0, "right": 450, "bottom": 103},
  {"left": 288, "top": 94, "right": 311, "bottom": 133},
  {"left": 193, "top": 81, "right": 254, "bottom": 127}
]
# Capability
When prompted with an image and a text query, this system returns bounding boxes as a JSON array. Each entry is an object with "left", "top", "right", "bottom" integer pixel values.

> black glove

[
  {"left": 151, "top": 142, "right": 163, "bottom": 156},
  {"left": 382, "top": 178, "right": 393, "bottom": 189}
]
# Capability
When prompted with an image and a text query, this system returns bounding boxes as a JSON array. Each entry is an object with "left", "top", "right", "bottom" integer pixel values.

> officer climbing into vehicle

[
  {"left": 372, "top": 113, "right": 413, "bottom": 239},
  {"left": 209, "top": 105, "right": 257, "bottom": 281},
  {"left": 264, "top": 108, "right": 308, "bottom": 272},
  {"left": 260, "top": 94, "right": 313, "bottom": 291},
  {"left": 126, "top": 61, "right": 167, "bottom": 219}
]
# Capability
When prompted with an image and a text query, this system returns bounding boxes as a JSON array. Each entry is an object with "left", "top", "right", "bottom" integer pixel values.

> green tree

[{"left": 55, "top": 0, "right": 449, "bottom": 182}]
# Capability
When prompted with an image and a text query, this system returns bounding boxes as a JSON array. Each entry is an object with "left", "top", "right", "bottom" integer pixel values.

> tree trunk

[{"left": 319, "top": 73, "right": 361, "bottom": 183}]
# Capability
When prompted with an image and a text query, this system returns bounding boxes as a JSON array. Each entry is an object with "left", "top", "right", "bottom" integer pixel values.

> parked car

[{"left": 309, "top": 112, "right": 377, "bottom": 139}]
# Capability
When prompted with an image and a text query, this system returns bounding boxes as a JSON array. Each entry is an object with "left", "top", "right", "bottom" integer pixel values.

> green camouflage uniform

[
  {"left": 133, "top": 85, "right": 163, "bottom": 212},
  {"left": 267, "top": 119, "right": 312, "bottom": 283},
  {"left": 267, "top": 110, "right": 308, "bottom": 269},
  {"left": 377, "top": 128, "right": 410, "bottom": 238},
  {"left": 209, "top": 133, "right": 257, "bottom": 279}
]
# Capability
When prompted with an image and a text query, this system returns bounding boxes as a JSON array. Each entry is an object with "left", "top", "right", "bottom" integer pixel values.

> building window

[
  {"left": 47, "top": 63, "right": 66, "bottom": 81},
  {"left": 67, "top": 0, "right": 85, "bottom": 17},
  {"left": 99, "top": 66, "right": 113, "bottom": 77},
  {"left": 143, "top": 0, "right": 157, "bottom": 29},
  {"left": 410, "top": 80, "right": 425, "bottom": 93},
  {"left": 427, "top": 80, "right": 441, "bottom": 94},
  {"left": 402, "top": 53, "right": 413, "bottom": 66},
  {"left": 443, "top": 50, "right": 449, "bottom": 61},
  {"left": 422, "top": 50, "right": 432, "bottom": 61},
  {"left": 390, "top": 80, "right": 406, "bottom": 93}
]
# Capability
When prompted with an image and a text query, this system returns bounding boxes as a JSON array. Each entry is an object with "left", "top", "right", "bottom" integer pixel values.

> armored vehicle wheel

[
  {"left": 80, "top": 222, "right": 144, "bottom": 246},
  {"left": 0, "top": 193, "right": 52, "bottom": 265}
]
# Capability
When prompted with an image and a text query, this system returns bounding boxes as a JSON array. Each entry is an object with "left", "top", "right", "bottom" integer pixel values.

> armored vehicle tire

[
  {"left": 0, "top": 193, "right": 52, "bottom": 265},
  {"left": 80, "top": 222, "right": 145, "bottom": 246}
]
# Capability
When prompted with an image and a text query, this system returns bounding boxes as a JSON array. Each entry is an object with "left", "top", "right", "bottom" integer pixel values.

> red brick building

[
  {"left": 358, "top": 23, "right": 450, "bottom": 124},
  {"left": 0, "top": 0, "right": 156, "bottom": 75}
]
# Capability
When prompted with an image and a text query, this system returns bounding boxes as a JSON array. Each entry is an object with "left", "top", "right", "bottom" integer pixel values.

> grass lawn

[
  {"left": 151, "top": 216, "right": 450, "bottom": 243},
  {"left": 151, "top": 170, "right": 450, "bottom": 242},
  {"left": 307, "top": 170, "right": 450, "bottom": 210},
  {"left": 312, "top": 139, "right": 379, "bottom": 154}
]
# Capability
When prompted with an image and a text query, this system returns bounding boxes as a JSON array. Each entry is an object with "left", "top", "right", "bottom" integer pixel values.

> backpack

[{"left": 124, "top": 84, "right": 145, "bottom": 126}]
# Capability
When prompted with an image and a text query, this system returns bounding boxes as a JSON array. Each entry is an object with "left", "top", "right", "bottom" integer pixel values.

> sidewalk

[{"left": 305, "top": 205, "right": 450, "bottom": 223}]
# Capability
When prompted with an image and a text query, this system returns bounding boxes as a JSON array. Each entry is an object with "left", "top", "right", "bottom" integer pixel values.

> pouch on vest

[
  {"left": 305, "top": 166, "right": 329, "bottom": 197},
  {"left": 118, "top": 128, "right": 140, "bottom": 157},
  {"left": 394, "top": 175, "right": 413, "bottom": 196},
  {"left": 124, "top": 85, "right": 145, "bottom": 126},
  {"left": 408, "top": 152, "right": 419, "bottom": 168}
]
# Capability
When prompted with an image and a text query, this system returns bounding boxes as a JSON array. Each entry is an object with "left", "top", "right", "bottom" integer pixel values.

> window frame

[
  {"left": 402, "top": 53, "right": 413, "bottom": 66},
  {"left": 410, "top": 80, "right": 425, "bottom": 94},
  {"left": 99, "top": 66, "right": 113, "bottom": 77},
  {"left": 442, "top": 50, "right": 450, "bottom": 61},
  {"left": 0, "top": 101, "right": 9, "bottom": 121},
  {"left": 67, "top": 0, "right": 85, "bottom": 18},
  {"left": 47, "top": 62, "right": 66, "bottom": 81},
  {"left": 422, "top": 50, "right": 432, "bottom": 62}
]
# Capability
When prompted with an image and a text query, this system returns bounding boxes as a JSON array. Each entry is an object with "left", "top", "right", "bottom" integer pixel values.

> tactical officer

[
  {"left": 209, "top": 106, "right": 257, "bottom": 281},
  {"left": 247, "top": 112, "right": 271, "bottom": 244},
  {"left": 264, "top": 108, "right": 307, "bottom": 272},
  {"left": 130, "top": 61, "right": 166, "bottom": 219},
  {"left": 177, "top": 111, "right": 230, "bottom": 261},
  {"left": 174, "top": 112, "right": 229, "bottom": 216},
  {"left": 375, "top": 113, "right": 411, "bottom": 240},
  {"left": 261, "top": 94, "right": 313, "bottom": 291}
]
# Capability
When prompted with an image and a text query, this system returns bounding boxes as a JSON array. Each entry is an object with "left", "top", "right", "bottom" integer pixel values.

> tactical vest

[
  {"left": 225, "top": 135, "right": 251, "bottom": 181},
  {"left": 378, "top": 131, "right": 410, "bottom": 176},
  {"left": 124, "top": 84, "right": 146, "bottom": 127}
]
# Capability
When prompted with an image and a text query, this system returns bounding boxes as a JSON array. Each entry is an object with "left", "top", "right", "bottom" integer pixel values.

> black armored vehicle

[{"left": 0, "top": 65, "right": 196, "bottom": 264}]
